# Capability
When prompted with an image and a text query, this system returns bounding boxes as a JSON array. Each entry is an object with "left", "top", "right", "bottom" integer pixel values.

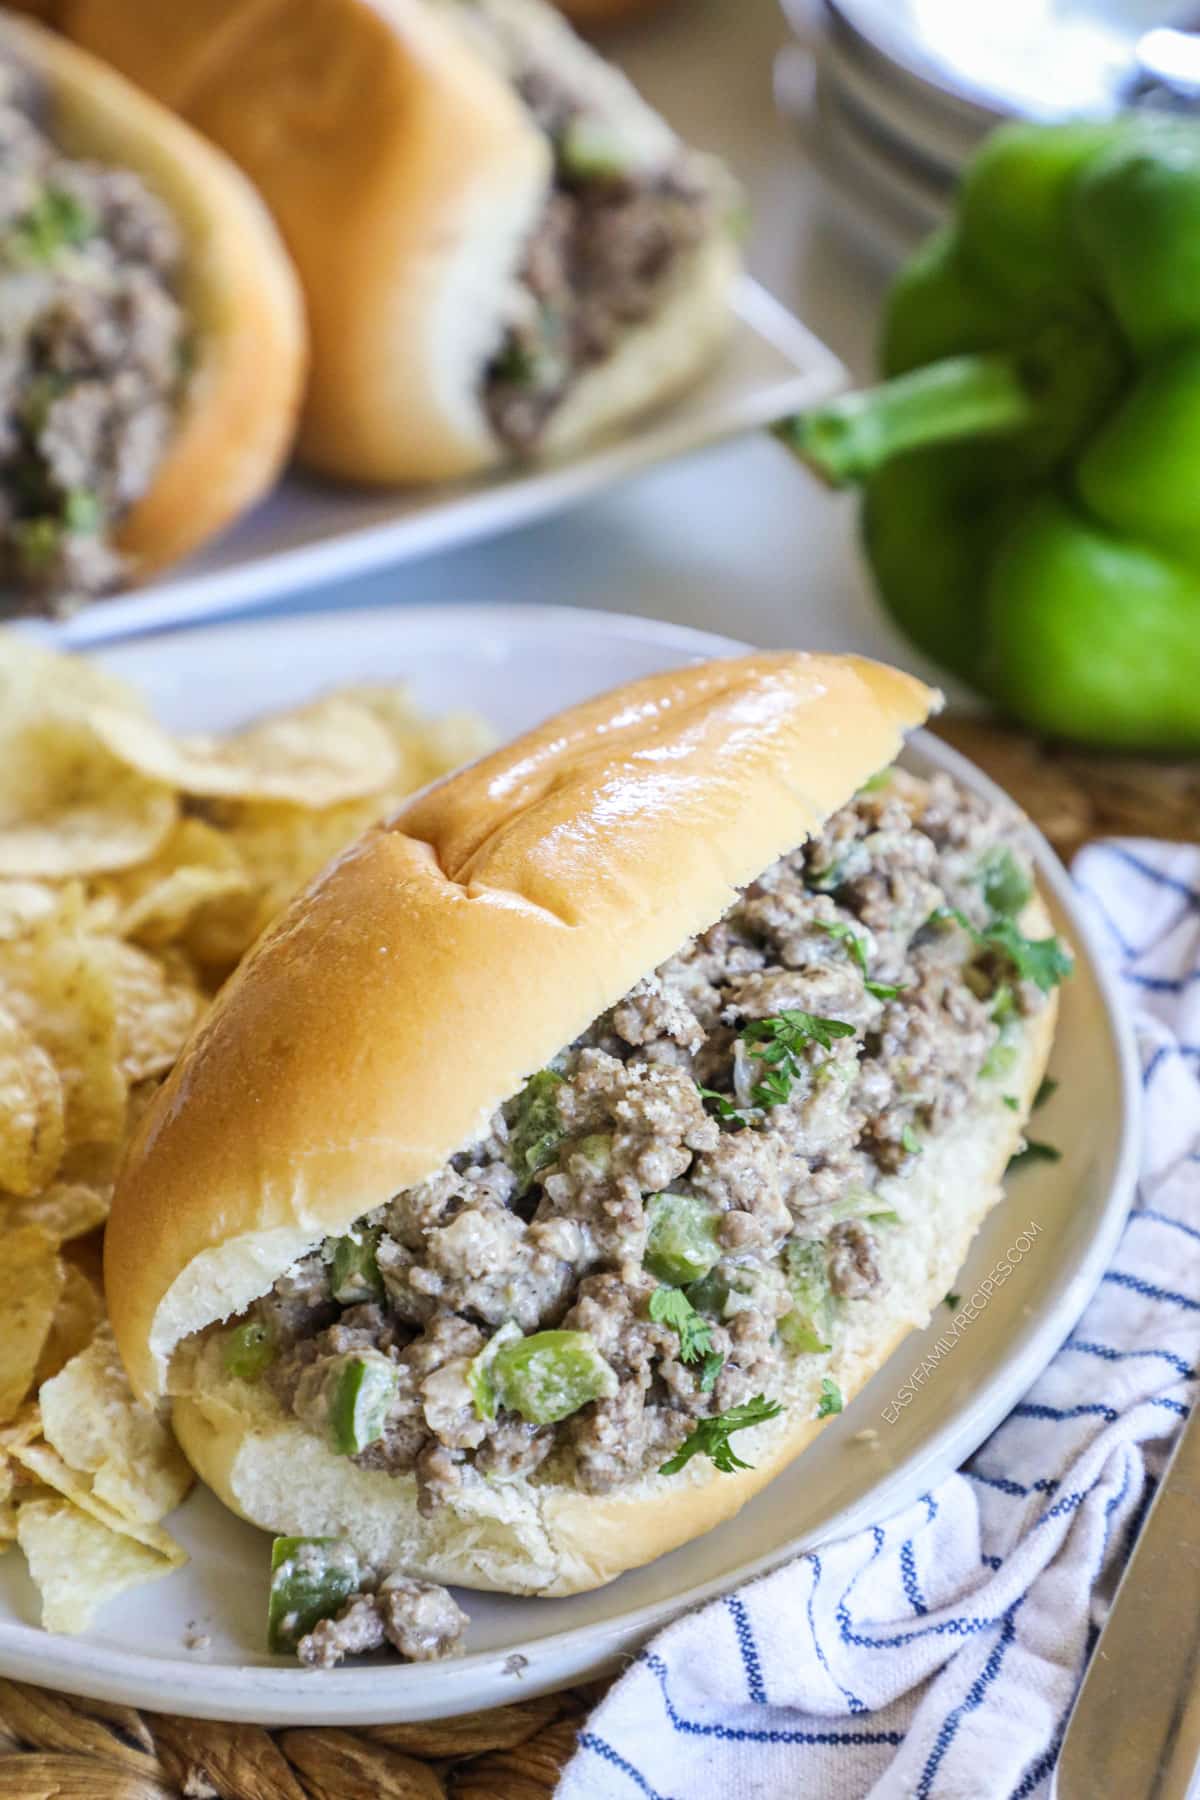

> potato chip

[
  {"left": 0, "top": 635, "right": 148, "bottom": 721},
  {"left": 0, "top": 881, "right": 59, "bottom": 941},
  {"left": 0, "top": 1004, "right": 65, "bottom": 1198},
  {"left": 0, "top": 1406, "right": 45, "bottom": 1452},
  {"left": 12, "top": 1440, "right": 187, "bottom": 1561},
  {"left": 101, "top": 939, "right": 204, "bottom": 1084},
  {"left": 3, "top": 1180, "right": 110, "bottom": 1243},
  {"left": 337, "top": 685, "right": 496, "bottom": 787},
  {"left": 0, "top": 916, "right": 126, "bottom": 1147},
  {"left": 90, "top": 693, "right": 400, "bottom": 807},
  {"left": 103, "top": 817, "right": 251, "bottom": 947},
  {"left": 0, "top": 1443, "right": 23, "bottom": 1546},
  {"left": 17, "top": 1496, "right": 178, "bottom": 1633},
  {"left": 39, "top": 1324, "right": 192, "bottom": 1525},
  {"left": 33, "top": 1263, "right": 105, "bottom": 1386},
  {"left": 0, "top": 706, "right": 176, "bottom": 878},
  {"left": 0, "top": 1227, "right": 62, "bottom": 1421}
]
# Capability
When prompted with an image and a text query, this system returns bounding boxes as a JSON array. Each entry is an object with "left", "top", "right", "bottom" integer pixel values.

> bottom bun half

[{"left": 173, "top": 978, "right": 1056, "bottom": 1600}]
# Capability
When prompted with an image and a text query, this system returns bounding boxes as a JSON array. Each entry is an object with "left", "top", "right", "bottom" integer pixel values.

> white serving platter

[
  {"left": 19, "top": 280, "right": 844, "bottom": 651},
  {"left": 0, "top": 604, "right": 1139, "bottom": 1723}
]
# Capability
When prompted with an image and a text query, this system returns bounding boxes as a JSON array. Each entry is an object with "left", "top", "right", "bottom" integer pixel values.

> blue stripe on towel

[
  {"left": 724, "top": 1593, "right": 766, "bottom": 1705},
  {"left": 916, "top": 1606, "right": 1023, "bottom": 1798},
  {"left": 578, "top": 1733, "right": 670, "bottom": 1800}
]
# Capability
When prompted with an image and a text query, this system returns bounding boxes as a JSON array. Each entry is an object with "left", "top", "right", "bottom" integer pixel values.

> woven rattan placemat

[{"left": 5, "top": 717, "right": 1194, "bottom": 1800}]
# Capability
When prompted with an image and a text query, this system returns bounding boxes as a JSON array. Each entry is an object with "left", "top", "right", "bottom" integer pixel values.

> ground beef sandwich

[
  {"left": 0, "top": 14, "right": 303, "bottom": 613},
  {"left": 32, "top": 0, "right": 741, "bottom": 482},
  {"left": 105, "top": 655, "right": 1065, "bottom": 1653}
]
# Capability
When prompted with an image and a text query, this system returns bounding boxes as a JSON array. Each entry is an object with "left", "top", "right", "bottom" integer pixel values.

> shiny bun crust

[
  {"left": 0, "top": 14, "right": 306, "bottom": 576},
  {"left": 39, "top": 0, "right": 737, "bottom": 481},
  {"left": 106, "top": 652, "right": 936, "bottom": 1404}
]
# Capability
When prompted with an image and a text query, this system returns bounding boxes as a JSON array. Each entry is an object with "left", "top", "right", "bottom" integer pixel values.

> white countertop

[{"left": 263, "top": 0, "right": 950, "bottom": 687}]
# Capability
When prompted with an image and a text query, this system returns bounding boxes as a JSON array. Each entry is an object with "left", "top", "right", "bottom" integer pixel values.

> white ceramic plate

[
  {"left": 819, "top": 24, "right": 983, "bottom": 179},
  {"left": 0, "top": 605, "right": 1139, "bottom": 1724},
  {"left": 810, "top": 61, "right": 951, "bottom": 247},
  {"left": 19, "top": 280, "right": 844, "bottom": 652},
  {"left": 824, "top": 0, "right": 1162, "bottom": 122}
]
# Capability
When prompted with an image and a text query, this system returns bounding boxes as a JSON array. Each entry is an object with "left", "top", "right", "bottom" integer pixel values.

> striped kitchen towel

[{"left": 559, "top": 839, "right": 1200, "bottom": 1800}]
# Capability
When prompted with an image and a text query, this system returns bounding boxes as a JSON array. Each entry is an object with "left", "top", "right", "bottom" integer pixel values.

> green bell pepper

[
  {"left": 777, "top": 117, "right": 1200, "bottom": 751},
  {"left": 489, "top": 1329, "right": 617, "bottom": 1425},
  {"left": 778, "top": 1239, "right": 833, "bottom": 1354},
  {"left": 222, "top": 1318, "right": 276, "bottom": 1383},
  {"left": 506, "top": 1069, "right": 566, "bottom": 1195},
  {"left": 267, "top": 1536, "right": 363, "bottom": 1654},
  {"left": 643, "top": 1192, "right": 722, "bottom": 1286},
  {"left": 327, "top": 1352, "right": 399, "bottom": 1456},
  {"left": 328, "top": 1228, "right": 384, "bottom": 1306}
]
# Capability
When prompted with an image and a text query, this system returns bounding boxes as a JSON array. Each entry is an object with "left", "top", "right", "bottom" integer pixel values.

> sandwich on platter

[
  {"left": 105, "top": 654, "right": 1068, "bottom": 1665},
  {"left": 0, "top": 13, "right": 304, "bottom": 610},
  {"left": 34, "top": 0, "right": 743, "bottom": 482}
]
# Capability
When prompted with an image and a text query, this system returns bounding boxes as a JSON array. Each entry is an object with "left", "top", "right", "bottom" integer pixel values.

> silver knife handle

[{"left": 1056, "top": 1411, "right": 1200, "bottom": 1798}]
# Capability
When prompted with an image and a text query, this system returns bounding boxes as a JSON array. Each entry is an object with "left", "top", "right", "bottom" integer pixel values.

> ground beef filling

[
  {"left": 220, "top": 769, "right": 1051, "bottom": 1513},
  {"left": 482, "top": 66, "right": 713, "bottom": 453},
  {"left": 296, "top": 1575, "right": 468, "bottom": 1670},
  {"left": 0, "top": 51, "right": 187, "bottom": 611}
]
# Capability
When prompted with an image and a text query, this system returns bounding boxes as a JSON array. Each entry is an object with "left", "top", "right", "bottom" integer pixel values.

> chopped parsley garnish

[
  {"left": 1008, "top": 1138, "right": 1062, "bottom": 1172},
  {"left": 649, "top": 1286, "right": 716, "bottom": 1366},
  {"left": 817, "top": 920, "right": 902, "bottom": 1000},
  {"left": 1033, "top": 1076, "right": 1059, "bottom": 1112},
  {"left": 699, "top": 1352, "right": 724, "bottom": 1393},
  {"left": 930, "top": 908, "right": 1072, "bottom": 994},
  {"left": 816, "top": 1377, "right": 844, "bottom": 1419},
  {"left": 983, "top": 916, "right": 1074, "bottom": 992},
  {"left": 944, "top": 1291, "right": 962, "bottom": 1311},
  {"left": 1002, "top": 1094, "right": 1020, "bottom": 1111},
  {"left": 10, "top": 186, "right": 96, "bottom": 263},
  {"left": 697, "top": 1084, "right": 748, "bottom": 1126},
  {"left": 740, "top": 1011, "right": 856, "bottom": 1110},
  {"left": 900, "top": 1123, "right": 921, "bottom": 1155},
  {"left": 659, "top": 1394, "right": 783, "bottom": 1476},
  {"left": 866, "top": 978, "right": 903, "bottom": 1002}
]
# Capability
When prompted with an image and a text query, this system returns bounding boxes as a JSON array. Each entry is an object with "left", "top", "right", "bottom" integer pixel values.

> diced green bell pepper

[
  {"left": 778, "top": 1239, "right": 833, "bottom": 1354},
  {"left": 222, "top": 1319, "right": 276, "bottom": 1383},
  {"left": 328, "top": 1353, "right": 399, "bottom": 1456},
  {"left": 560, "top": 117, "right": 631, "bottom": 181},
  {"left": 490, "top": 1329, "right": 617, "bottom": 1425},
  {"left": 267, "top": 1535, "right": 362, "bottom": 1654},
  {"left": 329, "top": 1228, "right": 384, "bottom": 1305},
  {"left": 643, "top": 1192, "right": 722, "bottom": 1286},
  {"left": 508, "top": 1069, "right": 566, "bottom": 1195},
  {"left": 467, "top": 1320, "right": 523, "bottom": 1421},
  {"left": 978, "top": 846, "right": 1033, "bottom": 920}
]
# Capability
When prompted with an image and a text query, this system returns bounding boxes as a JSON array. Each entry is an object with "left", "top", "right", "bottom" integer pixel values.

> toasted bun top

[
  {"left": 105, "top": 655, "right": 936, "bottom": 1401},
  {"left": 0, "top": 13, "right": 306, "bottom": 575}
]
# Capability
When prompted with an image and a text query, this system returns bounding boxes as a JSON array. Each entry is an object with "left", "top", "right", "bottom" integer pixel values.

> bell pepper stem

[{"left": 775, "top": 352, "right": 1039, "bottom": 488}]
